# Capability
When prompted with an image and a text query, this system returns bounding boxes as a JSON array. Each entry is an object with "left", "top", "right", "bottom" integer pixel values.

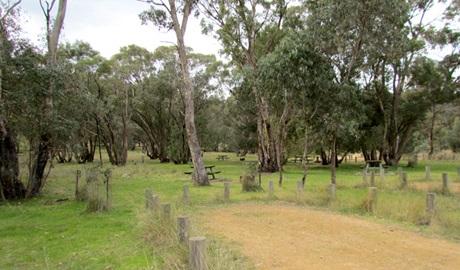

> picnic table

[
  {"left": 216, "top": 155, "right": 229, "bottom": 161},
  {"left": 184, "top": 165, "right": 221, "bottom": 179},
  {"left": 361, "top": 160, "right": 389, "bottom": 174},
  {"left": 292, "top": 155, "right": 314, "bottom": 163}
]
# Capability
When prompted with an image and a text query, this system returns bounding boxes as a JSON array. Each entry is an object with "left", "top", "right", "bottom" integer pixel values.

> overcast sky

[{"left": 18, "top": 0, "right": 222, "bottom": 59}]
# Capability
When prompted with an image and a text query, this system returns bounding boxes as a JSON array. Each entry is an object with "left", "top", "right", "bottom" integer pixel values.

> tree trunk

[
  {"left": 301, "top": 125, "right": 310, "bottom": 187},
  {"left": 330, "top": 127, "right": 338, "bottom": 184},
  {"left": 428, "top": 105, "right": 436, "bottom": 159},
  {"left": 27, "top": 0, "right": 68, "bottom": 197},
  {"left": 26, "top": 134, "right": 51, "bottom": 198},
  {"left": 275, "top": 105, "right": 292, "bottom": 186},
  {"left": 169, "top": 0, "right": 208, "bottom": 186},
  {"left": 259, "top": 98, "right": 278, "bottom": 173},
  {"left": 0, "top": 120, "right": 25, "bottom": 199}
]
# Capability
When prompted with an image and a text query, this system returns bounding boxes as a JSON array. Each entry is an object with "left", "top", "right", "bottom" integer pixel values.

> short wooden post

[
  {"left": 425, "top": 166, "right": 430, "bottom": 181},
  {"left": 189, "top": 236, "right": 207, "bottom": 270},
  {"left": 141, "top": 156, "right": 144, "bottom": 164},
  {"left": 362, "top": 171, "right": 367, "bottom": 183},
  {"left": 328, "top": 184, "right": 336, "bottom": 199},
  {"left": 379, "top": 167, "right": 385, "bottom": 181},
  {"left": 426, "top": 193, "right": 436, "bottom": 214},
  {"left": 398, "top": 167, "right": 403, "bottom": 182},
  {"left": 442, "top": 173, "right": 449, "bottom": 192},
  {"left": 402, "top": 172, "right": 408, "bottom": 188},
  {"left": 183, "top": 185, "right": 190, "bottom": 204},
  {"left": 296, "top": 181, "right": 303, "bottom": 197},
  {"left": 75, "top": 170, "right": 81, "bottom": 199},
  {"left": 177, "top": 216, "right": 190, "bottom": 244},
  {"left": 458, "top": 167, "right": 460, "bottom": 183},
  {"left": 224, "top": 182, "right": 230, "bottom": 203},
  {"left": 146, "top": 189, "right": 153, "bottom": 209},
  {"left": 268, "top": 181, "right": 274, "bottom": 199},
  {"left": 370, "top": 171, "right": 375, "bottom": 187},
  {"left": 161, "top": 203, "right": 171, "bottom": 219},
  {"left": 369, "top": 187, "right": 377, "bottom": 212},
  {"left": 152, "top": 195, "right": 160, "bottom": 210}
]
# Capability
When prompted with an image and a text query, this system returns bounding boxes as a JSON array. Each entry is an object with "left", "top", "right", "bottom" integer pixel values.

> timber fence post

[
  {"left": 268, "top": 181, "right": 274, "bottom": 199},
  {"left": 425, "top": 166, "right": 431, "bottom": 181},
  {"left": 224, "top": 182, "right": 230, "bottom": 203},
  {"left": 146, "top": 189, "right": 154, "bottom": 209},
  {"left": 369, "top": 187, "right": 377, "bottom": 213},
  {"left": 189, "top": 236, "right": 207, "bottom": 270},
  {"left": 442, "top": 173, "right": 449, "bottom": 193},
  {"left": 183, "top": 185, "right": 190, "bottom": 204},
  {"left": 177, "top": 216, "right": 190, "bottom": 244}
]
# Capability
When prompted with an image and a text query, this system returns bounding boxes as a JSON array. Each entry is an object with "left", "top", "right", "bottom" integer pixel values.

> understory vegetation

[{"left": 1, "top": 150, "right": 459, "bottom": 269}]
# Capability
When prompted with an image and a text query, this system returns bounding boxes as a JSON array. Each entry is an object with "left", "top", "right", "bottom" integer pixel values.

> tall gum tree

[
  {"left": 0, "top": 0, "right": 25, "bottom": 200},
  {"left": 304, "top": 0, "right": 440, "bottom": 167},
  {"left": 26, "top": 0, "right": 67, "bottom": 197},
  {"left": 139, "top": 0, "right": 209, "bottom": 186},
  {"left": 200, "top": 0, "right": 290, "bottom": 173}
]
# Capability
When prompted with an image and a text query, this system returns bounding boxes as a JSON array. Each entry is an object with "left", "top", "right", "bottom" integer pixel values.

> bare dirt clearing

[{"left": 200, "top": 204, "right": 460, "bottom": 270}]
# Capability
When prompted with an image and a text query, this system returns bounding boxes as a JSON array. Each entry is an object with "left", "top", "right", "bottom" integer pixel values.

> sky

[{"left": 18, "top": 0, "right": 222, "bottom": 59}]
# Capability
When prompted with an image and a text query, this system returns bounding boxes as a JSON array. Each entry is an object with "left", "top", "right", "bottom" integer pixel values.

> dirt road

[{"left": 200, "top": 204, "right": 460, "bottom": 270}]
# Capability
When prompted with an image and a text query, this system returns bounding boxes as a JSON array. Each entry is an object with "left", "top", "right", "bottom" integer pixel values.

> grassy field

[{"left": 1, "top": 151, "right": 459, "bottom": 269}]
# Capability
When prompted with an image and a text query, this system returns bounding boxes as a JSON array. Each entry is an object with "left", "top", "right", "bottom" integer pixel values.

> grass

[{"left": 0, "top": 150, "right": 459, "bottom": 269}]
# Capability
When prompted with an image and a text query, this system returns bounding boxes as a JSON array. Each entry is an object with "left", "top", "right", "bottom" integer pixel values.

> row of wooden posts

[
  {"left": 145, "top": 187, "right": 206, "bottom": 270},
  {"left": 144, "top": 167, "right": 459, "bottom": 269}
]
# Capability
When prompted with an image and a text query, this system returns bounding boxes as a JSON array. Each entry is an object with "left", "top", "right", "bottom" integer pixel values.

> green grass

[{"left": 1, "top": 150, "right": 459, "bottom": 269}]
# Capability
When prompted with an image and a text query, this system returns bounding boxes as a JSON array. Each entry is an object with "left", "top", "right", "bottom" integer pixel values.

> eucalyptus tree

[
  {"left": 58, "top": 41, "right": 106, "bottom": 164},
  {"left": 139, "top": 0, "right": 209, "bottom": 185},
  {"left": 200, "top": 0, "right": 292, "bottom": 172},
  {"left": 26, "top": 0, "right": 67, "bottom": 197},
  {"left": 93, "top": 44, "right": 154, "bottom": 166},
  {"left": 258, "top": 32, "right": 337, "bottom": 185},
  {"left": 304, "top": 0, "right": 453, "bottom": 166},
  {"left": 0, "top": 0, "right": 25, "bottom": 200}
]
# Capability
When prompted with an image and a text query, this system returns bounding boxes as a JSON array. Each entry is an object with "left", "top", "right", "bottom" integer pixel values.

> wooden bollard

[
  {"left": 369, "top": 187, "right": 377, "bottom": 212},
  {"left": 442, "top": 173, "right": 449, "bottom": 192},
  {"left": 268, "top": 181, "right": 274, "bottom": 199},
  {"left": 425, "top": 166, "right": 431, "bottom": 181},
  {"left": 75, "top": 170, "right": 81, "bottom": 199},
  {"left": 370, "top": 171, "right": 375, "bottom": 187},
  {"left": 183, "top": 185, "right": 190, "bottom": 203},
  {"left": 152, "top": 195, "right": 160, "bottom": 210},
  {"left": 402, "top": 172, "right": 408, "bottom": 188},
  {"left": 458, "top": 167, "right": 460, "bottom": 183},
  {"left": 161, "top": 203, "right": 171, "bottom": 219},
  {"left": 177, "top": 216, "right": 190, "bottom": 243},
  {"left": 296, "top": 181, "right": 303, "bottom": 197},
  {"left": 398, "top": 167, "right": 403, "bottom": 182},
  {"left": 224, "top": 182, "right": 230, "bottom": 203},
  {"left": 426, "top": 193, "right": 436, "bottom": 214},
  {"left": 189, "top": 236, "right": 207, "bottom": 270},
  {"left": 146, "top": 189, "right": 154, "bottom": 209},
  {"left": 141, "top": 156, "right": 144, "bottom": 164},
  {"left": 380, "top": 167, "right": 385, "bottom": 181},
  {"left": 362, "top": 171, "right": 367, "bottom": 183},
  {"left": 328, "top": 184, "right": 336, "bottom": 199}
]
